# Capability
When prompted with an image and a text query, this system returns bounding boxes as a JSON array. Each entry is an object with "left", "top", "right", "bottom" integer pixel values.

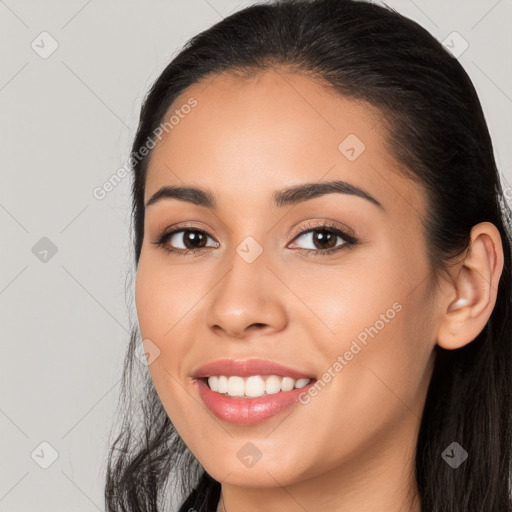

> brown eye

[
  {"left": 291, "top": 227, "right": 349, "bottom": 252},
  {"left": 177, "top": 230, "right": 207, "bottom": 249},
  {"left": 152, "top": 226, "right": 220, "bottom": 256},
  {"left": 308, "top": 229, "right": 338, "bottom": 250},
  {"left": 165, "top": 229, "right": 217, "bottom": 251}
]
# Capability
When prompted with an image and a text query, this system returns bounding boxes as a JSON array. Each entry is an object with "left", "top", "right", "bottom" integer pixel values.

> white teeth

[
  {"left": 265, "top": 375, "right": 282, "bottom": 394},
  {"left": 244, "top": 375, "right": 266, "bottom": 397},
  {"left": 206, "top": 374, "right": 312, "bottom": 398},
  {"left": 227, "top": 376, "right": 245, "bottom": 397},
  {"left": 208, "top": 375, "right": 219, "bottom": 392},
  {"left": 295, "top": 378, "right": 310, "bottom": 389},
  {"left": 217, "top": 375, "right": 228, "bottom": 394},
  {"left": 281, "top": 376, "right": 295, "bottom": 392}
]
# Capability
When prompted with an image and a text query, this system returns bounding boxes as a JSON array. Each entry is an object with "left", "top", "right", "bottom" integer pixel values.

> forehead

[{"left": 144, "top": 70, "right": 426, "bottom": 217}]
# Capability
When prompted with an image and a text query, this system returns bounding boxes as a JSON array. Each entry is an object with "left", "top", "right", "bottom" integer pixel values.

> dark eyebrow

[
  {"left": 146, "top": 185, "right": 216, "bottom": 209},
  {"left": 273, "top": 180, "right": 383, "bottom": 210},
  {"left": 145, "top": 180, "right": 384, "bottom": 210}
]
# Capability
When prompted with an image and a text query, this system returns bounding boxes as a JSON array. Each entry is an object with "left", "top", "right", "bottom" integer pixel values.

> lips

[
  {"left": 195, "top": 377, "right": 316, "bottom": 425},
  {"left": 191, "top": 358, "right": 318, "bottom": 424},
  {"left": 191, "top": 358, "right": 316, "bottom": 380}
]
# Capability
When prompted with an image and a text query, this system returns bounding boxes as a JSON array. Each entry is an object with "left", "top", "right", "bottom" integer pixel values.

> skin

[{"left": 134, "top": 70, "right": 504, "bottom": 512}]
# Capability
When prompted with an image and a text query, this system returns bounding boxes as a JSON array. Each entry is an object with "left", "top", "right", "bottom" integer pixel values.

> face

[{"left": 135, "top": 70, "right": 437, "bottom": 488}]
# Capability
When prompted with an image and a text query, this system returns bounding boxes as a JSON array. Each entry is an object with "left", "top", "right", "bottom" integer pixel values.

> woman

[{"left": 105, "top": 0, "right": 512, "bottom": 510}]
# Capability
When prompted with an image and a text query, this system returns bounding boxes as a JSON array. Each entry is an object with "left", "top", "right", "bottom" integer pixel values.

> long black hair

[{"left": 104, "top": 0, "right": 512, "bottom": 510}]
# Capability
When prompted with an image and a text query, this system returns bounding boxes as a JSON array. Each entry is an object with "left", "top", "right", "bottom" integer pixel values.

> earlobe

[{"left": 436, "top": 222, "right": 504, "bottom": 350}]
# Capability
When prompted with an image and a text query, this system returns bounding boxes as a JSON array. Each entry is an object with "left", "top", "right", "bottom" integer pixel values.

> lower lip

[{"left": 195, "top": 378, "right": 316, "bottom": 425}]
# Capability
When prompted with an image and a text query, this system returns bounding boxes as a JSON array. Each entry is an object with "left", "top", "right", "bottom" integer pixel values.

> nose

[{"left": 204, "top": 254, "right": 288, "bottom": 340}]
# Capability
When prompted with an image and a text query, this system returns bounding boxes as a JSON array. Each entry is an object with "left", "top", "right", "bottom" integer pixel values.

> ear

[{"left": 436, "top": 222, "right": 504, "bottom": 350}]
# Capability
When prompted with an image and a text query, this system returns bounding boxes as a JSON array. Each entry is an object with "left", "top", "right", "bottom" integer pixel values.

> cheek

[
  {"left": 298, "top": 254, "right": 406, "bottom": 346},
  {"left": 134, "top": 254, "right": 199, "bottom": 338},
  {"left": 134, "top": 260, "right": 199, "bottom": 428},
  {"left": 329, "top": 275, "right": 435, "bottom": 429},
  {"left": 134, "top": 255, "right": 207, "bottom": 405},
  {"left": 298, "top": 312, "right": 433, "bottom": 475},
  {"left": 310, "top": 247, "right": 434, "bottom": 409}
]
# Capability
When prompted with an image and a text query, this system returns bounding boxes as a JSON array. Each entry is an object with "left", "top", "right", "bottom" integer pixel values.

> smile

[
  {"left": 205, "top": 374, "right": 311, "bottom": 398},
  {"left": 195, "top": 376, "right": 317, "bottom": 425}
]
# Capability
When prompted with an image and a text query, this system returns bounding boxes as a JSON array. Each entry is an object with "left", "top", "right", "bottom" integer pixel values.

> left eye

[{"left": 289, "top": 227, "right": 350, "bottom": 252}]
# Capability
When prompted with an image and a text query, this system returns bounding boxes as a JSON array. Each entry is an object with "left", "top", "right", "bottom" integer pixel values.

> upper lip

[{"left": 191, "top": 358, "right": 316, "bottom": 380}]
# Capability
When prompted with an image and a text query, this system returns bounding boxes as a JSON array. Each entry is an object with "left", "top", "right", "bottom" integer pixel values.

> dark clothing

[{"left": 177, "top": 473, "right": 221, "bottom": 512}]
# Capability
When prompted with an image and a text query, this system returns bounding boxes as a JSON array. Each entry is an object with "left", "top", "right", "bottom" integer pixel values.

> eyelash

[{"left": 151, "top": 222, "right": 358, "bottom": 258}]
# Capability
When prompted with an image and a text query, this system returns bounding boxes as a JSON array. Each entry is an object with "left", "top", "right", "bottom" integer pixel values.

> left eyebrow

[
  {"left": 272, "top": 180, "right": 384, "bottom": 210},
  {"left": 144, "top": 179, "right": 384, "bottom": 211}
]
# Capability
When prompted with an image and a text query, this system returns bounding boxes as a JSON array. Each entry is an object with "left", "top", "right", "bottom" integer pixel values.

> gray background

[{"left": 1, "top": 0, "right": 511, "bottom": 510}]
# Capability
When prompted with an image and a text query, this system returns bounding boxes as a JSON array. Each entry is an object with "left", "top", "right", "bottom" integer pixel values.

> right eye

[{"left": 153, "top": 228, "right": 219, "bottom": 256}]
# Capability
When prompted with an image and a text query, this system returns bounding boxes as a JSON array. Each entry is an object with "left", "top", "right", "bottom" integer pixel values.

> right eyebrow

[{"left": 145, "top": 185, "right": 216, "bottom": 209}]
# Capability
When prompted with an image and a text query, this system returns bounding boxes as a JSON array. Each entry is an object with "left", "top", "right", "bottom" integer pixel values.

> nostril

[{"left": 249, "top": 323, "right": 266, "bottom": 329}]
